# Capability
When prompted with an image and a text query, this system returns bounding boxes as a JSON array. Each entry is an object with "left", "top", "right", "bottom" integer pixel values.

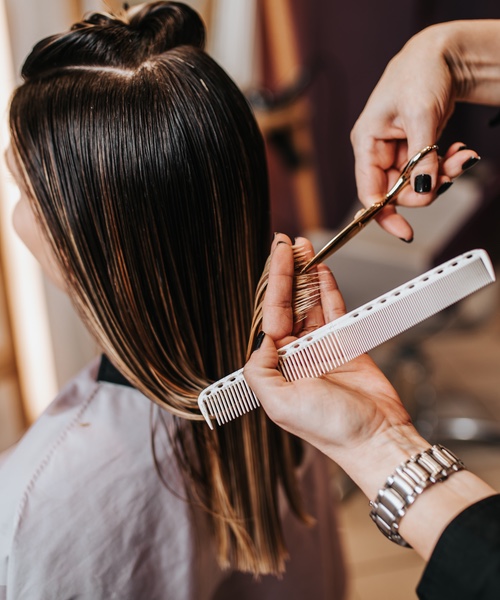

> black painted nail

[
  {"left": 462, "top": 156, "right": 481, "bottom": 171},
  {"left": 436, "top": 181, "right": 453, "bottom": 196},
  {"left": 253, "top": 331, "right": 265, "bottom": 351},
  {"left": 399, "top": 237, "right": 413, "bottom": 244},
  {"left": 414, "top": 174, "right": 432, "bottom": 193},
  {"left": 457, "top": 145, "right": 468, "bottom": 152}
]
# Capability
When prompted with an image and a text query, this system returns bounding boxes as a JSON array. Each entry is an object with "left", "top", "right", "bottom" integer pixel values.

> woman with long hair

[{"left": 0, "top": 2, "right": 345, "bottom": 598}]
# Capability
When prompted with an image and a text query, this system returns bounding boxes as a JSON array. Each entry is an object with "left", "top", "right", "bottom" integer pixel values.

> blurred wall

[{"left": 3, "top": 0, "right": 97, "bottom": 408}]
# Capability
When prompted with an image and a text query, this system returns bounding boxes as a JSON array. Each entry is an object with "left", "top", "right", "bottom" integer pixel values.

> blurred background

[{"left": 1, "top": 1, "right": 500, "bottom": 598}]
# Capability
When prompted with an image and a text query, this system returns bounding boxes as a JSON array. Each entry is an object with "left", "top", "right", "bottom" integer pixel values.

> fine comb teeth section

[{"left": 198, "top": 249, "right": 496, "bottom": 429}]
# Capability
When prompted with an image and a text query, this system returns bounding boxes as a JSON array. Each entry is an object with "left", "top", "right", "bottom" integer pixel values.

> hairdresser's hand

[
  {"left": 245, "top": 235, "right": 427, "bottom": 496},
  {"left": 351, "top": 24, "right": 481, "bottom": 242},
  {"left": 247, "top": 235, "right": 497, "bottom": 558}
]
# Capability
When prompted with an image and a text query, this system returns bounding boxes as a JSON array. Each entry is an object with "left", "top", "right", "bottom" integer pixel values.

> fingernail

[
  {"left": 399, "top": 237, "right": 413, "bottom": 244},
  {"left": 436, "top": 181, "right": 453, "bottom": 196},
  {"left": 414, "top": 174, "right": 432, "bottom": 193},
  {"left": 462, "top": 156, "right": 481, "bottom": 171},
  {"left": 253, "top": 331, "right": 265, "bottom": 351},
  {"left": 457, "top": 145, "right": 468, "bottom": 152}
]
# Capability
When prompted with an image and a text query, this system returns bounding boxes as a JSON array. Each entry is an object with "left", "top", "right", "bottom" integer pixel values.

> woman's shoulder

[
  {"left": 0, "top": 360, "right": 205, "bottom": 599},
  {"left": 1, "top": 358, "right": 155, "bottom": 481},
  {"left": 0, "top": 359, "right": 173, "bottom": 535}
]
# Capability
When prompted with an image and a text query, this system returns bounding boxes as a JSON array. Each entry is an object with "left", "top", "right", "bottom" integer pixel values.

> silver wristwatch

[{"left": 369, "top": 444, "right": 465, "bottom": 547}]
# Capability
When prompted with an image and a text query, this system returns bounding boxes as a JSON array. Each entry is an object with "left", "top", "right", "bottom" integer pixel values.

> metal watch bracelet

[{"left": 369, "top": 444, "right": 465, "bottom": 547}]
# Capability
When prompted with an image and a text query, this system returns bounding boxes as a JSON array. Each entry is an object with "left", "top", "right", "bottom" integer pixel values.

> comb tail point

[
  {"left": 199, "top": 399, "right": 214, "bottom": 430},
  {"left": 477, "top": 248, "right": 496, "bottom": 282}
]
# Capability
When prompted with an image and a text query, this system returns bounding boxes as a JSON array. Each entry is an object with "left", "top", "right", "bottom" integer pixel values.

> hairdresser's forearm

[
  {"left": 330, "top": 425, "right": 496, "bottom": 560},
  {"left": 418, "top": 20, "right": 500, "bottom": 106}
]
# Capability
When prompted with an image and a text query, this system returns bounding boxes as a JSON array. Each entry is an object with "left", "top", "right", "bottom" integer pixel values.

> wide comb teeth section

[
  {"left": 198, "top": 369, "right": 260, "bottom": 430},
  {"left": 198, "top": 250, "right": 495, "bottom": 428}
]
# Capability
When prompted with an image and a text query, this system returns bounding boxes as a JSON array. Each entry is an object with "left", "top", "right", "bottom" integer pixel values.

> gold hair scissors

[{"left": 300, "top": 144, "right": 439, "bottom": 273}]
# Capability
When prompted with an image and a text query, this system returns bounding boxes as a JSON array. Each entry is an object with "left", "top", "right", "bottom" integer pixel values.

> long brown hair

[{"left": 9, "top": 2, "right": 309, "bottom": 574}]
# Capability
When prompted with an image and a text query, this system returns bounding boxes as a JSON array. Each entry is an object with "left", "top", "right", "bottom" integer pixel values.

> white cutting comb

[{"left": 198, "top": 249, "right": 496, "bottom": 429}]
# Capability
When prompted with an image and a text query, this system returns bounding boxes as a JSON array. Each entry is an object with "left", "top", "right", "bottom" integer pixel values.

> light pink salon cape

[{"left": 0, "top": 359, "right": 346, "bottom": 599}]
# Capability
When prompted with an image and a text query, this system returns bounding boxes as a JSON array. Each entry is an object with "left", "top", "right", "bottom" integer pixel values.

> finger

[
  {"left": 317, "top": 264, "right": 346, "bottom": 322},
  {"left": 295, "top": 237, "right": 326, "bottom": 335},
  {"left": 374, "top": 142, "right": 481, "bottom": 213},
  {"left": 368, "top": 142, "right": 479, "bottom": 238},
  {"left": 439, "top": 143, "right": 481, "bottom": 179},
  {"left": 374, "top": 205, "right": 414, "bottom": 242},
  {"left": 293, "top": 235, "right": 314, "bottom": 263},
  {"left": 414, "top": 142, "right": 480, "bottom": 198},
  {"left": 262, "top": 239, "right": 295, "bottom": 340},
  {"left": 270, "top": 232, "right": 292, "bottom": 253},
  {"left": 404, "top": 118, "right": 440, "bottom": 200},
  {"left": 442, "top": 141, "right": 470, "bottom": 160},
  {"left": 244, "top": 334, "right": 291, "bottom": 425},
  {"left": 353, "top": 137, "right": 396, "bottom": 207},
  {"left": 354, "top": 141, "right": 415, "bottom": 241}
]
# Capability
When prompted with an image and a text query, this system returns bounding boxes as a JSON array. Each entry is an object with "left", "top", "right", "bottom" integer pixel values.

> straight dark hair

[{"left": 9, "top": 2, "right": 310, "bottom": 574}]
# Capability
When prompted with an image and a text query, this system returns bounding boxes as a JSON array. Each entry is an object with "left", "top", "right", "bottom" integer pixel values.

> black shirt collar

[{"left": 96, "top": 354, "right": 134, "bottom": 388}]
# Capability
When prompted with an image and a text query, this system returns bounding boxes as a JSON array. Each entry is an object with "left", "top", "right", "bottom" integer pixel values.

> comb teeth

[
  {"left": 198, "top": 249, "right": 496, "bottom": 429},
  {"left": 198, "top": 369, "right": 259, "bottom": 428}
]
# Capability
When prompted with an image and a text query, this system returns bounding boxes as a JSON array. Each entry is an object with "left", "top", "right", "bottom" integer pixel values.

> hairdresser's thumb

[
  {"left": 247, "top": 332, "right": 278, "bottom": 372},
  {"left": 245, "top": 333, "right": 289, "bottom": 422}
]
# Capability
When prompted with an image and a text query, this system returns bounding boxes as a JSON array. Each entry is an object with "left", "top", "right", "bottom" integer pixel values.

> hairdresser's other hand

[
  {"left": 351, "top": 23, "right": 482, "bottom": 242},
  {"left": 245, "top": 235, "right": 426, "bottom": 497}
]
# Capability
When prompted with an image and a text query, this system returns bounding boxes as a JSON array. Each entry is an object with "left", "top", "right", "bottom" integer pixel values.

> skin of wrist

[
  {"left": 398, "top": 469, "right": 496, "bottom": 559},
  {"left": 426, "top": 20, "right": 500, "bottom": 104},
  {"left": 330, "top": 423, "right": 429, "bottom": 500},
  {"left": 403, "top": 22, "right": 464, "bottom": 98},
  {"left": 331, "top": 424, "right": 497, "bottom": 559}
]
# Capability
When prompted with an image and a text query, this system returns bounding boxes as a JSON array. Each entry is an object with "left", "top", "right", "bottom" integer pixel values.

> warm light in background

[{"left": 0, "top": 0, "right": 58, "bottom": 422}]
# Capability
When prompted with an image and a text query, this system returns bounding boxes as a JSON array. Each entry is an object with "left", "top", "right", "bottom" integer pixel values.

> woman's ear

[{"left": 12, "top": 196, "right": 66, "bottom": 291}]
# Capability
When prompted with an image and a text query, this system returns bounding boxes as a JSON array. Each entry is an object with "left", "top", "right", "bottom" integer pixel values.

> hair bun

[
  {"left": 21, "top": 2, "right": 205, "bottom": 80},
  {"left": 79, "top": 12, "right": 116, "bottom": 28},
  {"left": 126, "top": 1, "right": 205, "bottom": 52}
]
